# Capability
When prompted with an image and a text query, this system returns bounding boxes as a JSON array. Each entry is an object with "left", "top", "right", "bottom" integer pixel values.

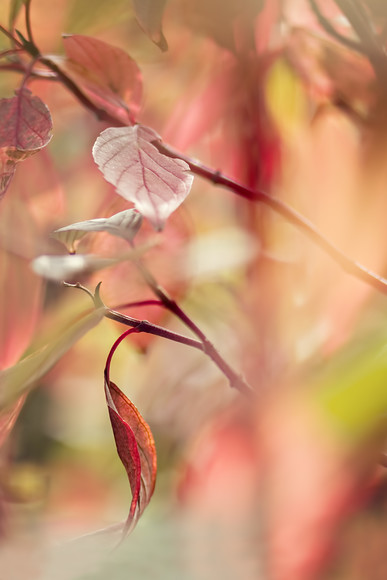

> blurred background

[{"left": 2, "top": 1, "right": 387, "bottom": 578}]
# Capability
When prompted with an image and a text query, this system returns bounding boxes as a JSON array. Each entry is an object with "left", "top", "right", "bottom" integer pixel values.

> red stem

[{"left": 104, "top": 327, "right": 139, "bottom": 385}]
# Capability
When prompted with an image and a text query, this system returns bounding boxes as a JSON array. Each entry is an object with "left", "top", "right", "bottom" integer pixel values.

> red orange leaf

[
  {"left": 0, "top": 89, "right": 52, "bottom": 197},
  {"left": 49, "top": 35, "right": 142, "bottom": 125},
  {"left": 92, "top": 125, "right": 193, "bottom": 230},
  {"left": 105, "top": 380, "right": 157, "bottom": 535},
  {"left": 133, "top": 0, "right": 168, "bottom": 51}
]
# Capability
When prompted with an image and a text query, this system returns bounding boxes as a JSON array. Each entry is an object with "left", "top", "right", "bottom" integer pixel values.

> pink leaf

[
  {"left": 105, "top": 380, "right": 157, "bottom": 535},
  {"left": 49, "top": 35, "right": 143, "bottom": 125},
  {"left": 0, "top": 395, "right": 26, "bottom": 448},
  {"left": 133, "top": 0, "right": 168, "bottom": 51},
  {"left": 0, "top": 89, "right": 53, "bottom": 198},
  {"left": 92, "top": 125, "right": 193, "bottom": 230}
]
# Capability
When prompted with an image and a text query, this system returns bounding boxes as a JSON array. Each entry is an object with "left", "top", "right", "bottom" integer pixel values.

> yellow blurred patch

[{"left": 265, "top": 58, "right": 308, "bottom": 135}]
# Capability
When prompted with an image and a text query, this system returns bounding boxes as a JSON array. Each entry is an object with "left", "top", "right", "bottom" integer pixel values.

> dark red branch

[{"left": 155, "top": 140, "right": 387, "bottom": 296}]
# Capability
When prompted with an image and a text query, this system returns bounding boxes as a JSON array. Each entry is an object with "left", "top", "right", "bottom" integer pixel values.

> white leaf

[
  {"left": 92, "top": 125, "right": 193, "bottom": 230},
  {"left": 31, "top": 254, "right": 118, "bottom": 281},
  {"left": 52, "top": 209, "right": 143, "bottom": 252}
]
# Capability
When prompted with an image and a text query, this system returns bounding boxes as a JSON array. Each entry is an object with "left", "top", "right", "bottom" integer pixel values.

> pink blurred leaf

[
  {"left": 0, "top": 395, "right": 26, "bottom": 448},
  {"left": 48, "top": 35, "right": 143, "bottom": 125},
  {"left": 92, "top": 125, "right": 193, "bottom": 230},
  {"left": 133, "top": 0, "right": 168, "bottom": 51},
  {"left": 105, "top": 379, "right": 157, "bottom": 536},
  {"left": 0, "top": 89, "right": 53, "bottom": 198}
]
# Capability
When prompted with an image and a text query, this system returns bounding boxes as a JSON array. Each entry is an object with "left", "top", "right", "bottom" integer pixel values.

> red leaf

[
  {"left": 133, "top": 0, "right": 168, "bottom": 51},
  {"left": 0, "top": 89, "right": 53, "bottom": 197},
  {"left": 105, "top": 378, "right": 157, "bottom": 535},
  {"left": 49, "top": 35, "right": 143, "bottom": 125},
  {"left": 92, "top": 125, "right": 193, "bottom": 230}
]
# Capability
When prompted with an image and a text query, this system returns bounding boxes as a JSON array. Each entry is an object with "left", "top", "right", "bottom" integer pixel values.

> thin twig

[
  {"left": 0, "top": 61, "right": 57, "bottom": 78},
  {"left": 112, "top": 299, "right": 164, "bottom": 310},
  {"left": 129, "top": 253, "right": 254, "bottom": 397},
  {"left": 155, "top": 140, "right": 387, "bottom": 296},
  {"left": 0, "top": 24, "right": 24, "bottom": 48},
  {"left": 0, "top": 47, "right": 23, "bottom": 60},
  {"left": 93, "top": 285, "right": 205, "bottom": 351},
  {"left": 333, "top": 0, "right": 387, "bottom": 80},
  {"left": 63, "top": 281, "right": 95, "bottom": 301},
  {"left": 39, "top": 55, "right": 127, "bottom": 124},
  {"left": 308, "top": 0, "right": 364, "bottom": 53},
  {"left": 104, "top": 308, "right": 205, "bottom": 351}
]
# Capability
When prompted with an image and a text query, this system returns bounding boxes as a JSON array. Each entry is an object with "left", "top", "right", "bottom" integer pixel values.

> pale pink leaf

[
  {"left": 92, "top": 125, "right": 193, "bottom": 230},
  {"left": 0, "top": 89, "right": 52, "bottom": 197}
]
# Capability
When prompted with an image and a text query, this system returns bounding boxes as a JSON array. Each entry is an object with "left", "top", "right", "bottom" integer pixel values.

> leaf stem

[
  {"left": 129, "top": 251, "right": 254, "bottom": 396},
  {"left": 94, "top": 280, "right": 253, "bottom": 396},
  {"left": 104, "top": 327, "right": 139, "bottom": 385},
  {"left": 155, "top": 140, "right": 387, "bottom": 296},
  {"left": 308, "top": 0, "right": 364, "bottom": 54},
  {"left": 103, "top": 309, "right": 205, "bottom": 351}
]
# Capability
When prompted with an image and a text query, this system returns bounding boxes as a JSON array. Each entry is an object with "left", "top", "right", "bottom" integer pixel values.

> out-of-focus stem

[
  {"left": 155, "top": 141, "right": 387, "bottom": 296},
  {"left": 130, "top": 255, "right": 254, "bottom": 397}
]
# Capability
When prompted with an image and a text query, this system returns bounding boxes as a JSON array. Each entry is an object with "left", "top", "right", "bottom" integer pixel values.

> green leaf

[
  {"left": 8, "top": 0, "right": 26, "bottom": 32},
  {"left": 132, "top": 0, "right": 168, "bottom": 51},
  {"left": 313, "top": 333, "right": 387, "bottom": 443},
  {"left": 0, "top": 307, "right": 105, "bottom": 410}
]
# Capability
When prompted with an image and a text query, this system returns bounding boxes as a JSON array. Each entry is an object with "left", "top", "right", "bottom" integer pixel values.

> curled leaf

[
  {"left": 105, "top": 380, "right": 157, "bottom": 535},
  {"left": 52, "top": 209, "right": 143, "bottom": 252},
  {"left": 133, "top": 0, "right": 168, "bottom": 51},
  {"left": 92, "top": 125, "right": 193, "bottom": 230},
  {"left": 0, "top": 89, "right": 53, "bottom": 197},
  {"left": 47, "top": 34, "right": 143, "bottom": 124},
  {"left": 104, "top": 328, "right": 157, "bottom": 536}
]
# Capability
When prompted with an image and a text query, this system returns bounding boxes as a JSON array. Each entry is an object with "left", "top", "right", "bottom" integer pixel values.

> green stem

[{"left": 24, "top": 0, "right": 36, "bottom": 48}]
